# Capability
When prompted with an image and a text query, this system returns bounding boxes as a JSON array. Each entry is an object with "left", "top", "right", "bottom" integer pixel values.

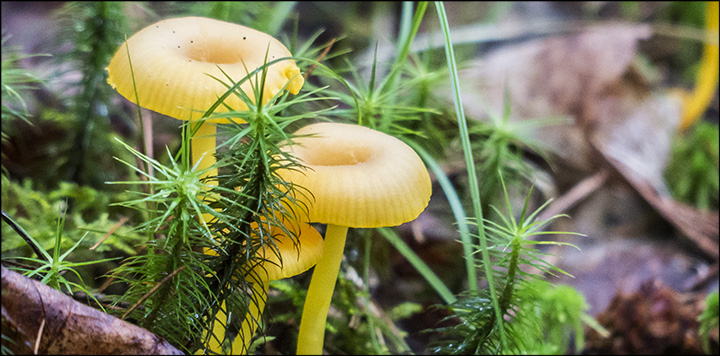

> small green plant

[
  {"left": 1, "top": 33, "right": 48, "bottom": 126},
  {"left": 698, "top": 291, "right": 719, "bottom": 355},
  {"left": 1, "top": 175, "right": 144, "bottom": 257},
  {"left": 52, "top": 2, "right": 132, "bottom": 188},
  {"left": 469, "top": 87, "right": 568, "bottom": 207},
  {"left": 2, "top": 209, "right": 120, "bottom": 309},
  {"left": 427, "top": 176, "right": 583, "bottom": 354},
  {"left": 2, "top": 2, "right": 604, "bottom": 354},
  {"left": 107, "top": 126, "right": 238, "bottom": 352},
  {"left": 425, "top": 3, "right": 601, "bottom": 353},
  {"left": 512, "top": 280, "right": 608, "bottom": 354},
  {"left": 665, "top": 121, "right": 719, "bottom": 211}
]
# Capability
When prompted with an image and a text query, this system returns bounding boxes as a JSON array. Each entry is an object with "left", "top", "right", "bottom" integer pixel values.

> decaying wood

[{"left": 1, "top": 265, "right": 185, "bottom": 355}]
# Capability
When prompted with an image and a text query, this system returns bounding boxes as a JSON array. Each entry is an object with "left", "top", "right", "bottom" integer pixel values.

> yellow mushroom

[
  {"left": 275, "top": 122, "right": 432, "bottom": 354},
  {"left": 207, "top": 217, "right": 323, "bottom": 354},
  {"left": 106, "top": 17, "right": 307, "bottom": 355},
  {"left": 679, "top": 1, "right": 719, "bottom": 132},
  {"left": 106, "top": 16, "right": 304, "bottom": 185}
]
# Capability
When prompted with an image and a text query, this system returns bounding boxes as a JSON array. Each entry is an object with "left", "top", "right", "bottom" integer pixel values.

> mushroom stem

[
  {"left": 296, "top": 224, "right": 349, "bottom": 354},
  {"left": 192, "top": 120, "right": 218, "bottom": 187},
  {"left": 232, "top": 279, "right": 268, "bottom": 354},
  {"left": 194, "top": 121, "right": 225, "bottom": 353},
  {"left": 680, "top": 1, "right": 719, "bottom": 132},
  {"left": 205, "top": 280, "right": 267, "bottom": 355},
  {"left": 205, "top": 300, "right": 229, "bottom": 353},
  {"left": 192, "top": 120, "right": 218, "bottom": 229}
]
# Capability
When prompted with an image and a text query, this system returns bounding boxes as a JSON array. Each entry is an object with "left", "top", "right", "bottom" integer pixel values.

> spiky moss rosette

[
  {"left": 276, "top": 122, "right": 432, "bottom": 354},
  {"left": 106, "top": 16, "right": 304, "bottom": 123}
]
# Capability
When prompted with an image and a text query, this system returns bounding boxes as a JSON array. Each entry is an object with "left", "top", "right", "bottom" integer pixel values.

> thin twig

[
  {"left": 96, "top": 275, "right": 116, "bottom": 294},
  {"left": 90, "top": 216, "right": 129, "bottom": 250},
  {"left": 535, "top": 169, "right": 610, "bottom": 228},
  {"left": 304, "top": 38, "right": 336, "bottom": 79},
  {"left": 121, "top": 266, "right": 185, "bottom": 320},
  {"left": 34, "top": 318, "right": 45, "bottom": 355}
]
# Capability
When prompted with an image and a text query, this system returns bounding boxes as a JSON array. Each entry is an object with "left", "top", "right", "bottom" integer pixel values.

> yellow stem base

[
  {"left": 232, "top": 281, "right": 268, "bottom": 354},
  {"left": 296, "top": 224, "right": 349, "bottom": 355}
]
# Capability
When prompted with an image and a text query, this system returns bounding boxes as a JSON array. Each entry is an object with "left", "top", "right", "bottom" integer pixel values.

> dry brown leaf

[
  {"left": 603, "top": 152, "right": 719, "bottom": 260},
  {"left": 454, "top": 23, "right": 653, "bottom": 172},
  {"left": 450, "top": 21, "right": 717, "bottom": 261}
]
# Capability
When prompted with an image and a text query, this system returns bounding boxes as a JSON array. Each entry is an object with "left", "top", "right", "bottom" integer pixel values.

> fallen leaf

[{"left": 452, "top": 23, "right": 654, "bottom": 173}]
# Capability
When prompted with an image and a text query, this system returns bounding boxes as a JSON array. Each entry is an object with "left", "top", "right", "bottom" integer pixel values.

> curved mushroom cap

[
  {"left": 250, "top": 219, "right": 323, "bottom": 282},
  {"left": 107, "top": 16, "right": 304, "bottom": 123},
  {"left": 277, "top": 122, "right": 432, "bottom": 228}
]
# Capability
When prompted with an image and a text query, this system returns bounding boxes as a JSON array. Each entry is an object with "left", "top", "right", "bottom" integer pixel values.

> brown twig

[
  {"left": 121, "top": 265, "right": 186, "bottom": 320},
  {"left": 34, "top": 319, "right": 45, "bottom": 355},
  {"left": 536, "top": 169, "right": 610, "bottom": 229},
  {"left": 90, "top": 216, "right": 129, "bottom": 250},
  {"left": 605, "top": 154, "right": 719, "bottom": 260},
  {"left": 304, "top": 38, "right": 336, "bottom": 79}
]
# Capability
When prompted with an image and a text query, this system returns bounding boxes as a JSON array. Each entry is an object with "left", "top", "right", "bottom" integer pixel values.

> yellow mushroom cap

[
  {"left": 250, "top": 219, "right": 323, "bottom": 282},
  {"left": 277, "top": 122, "right": 432, "bottom": 228},
  {"left": 106, "top": 16, "right": 304, "bottom": 123}
]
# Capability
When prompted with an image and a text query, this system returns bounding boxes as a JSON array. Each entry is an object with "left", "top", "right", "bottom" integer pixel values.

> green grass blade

[
  {"left": 434, "top": 0, "right": 505, "bottom": 346},
  {"left": 377, "top": 227, "right": 456, "bottom": 305},
  {"left": 405, "top": 139, "right": 476, "bottom": 293}
]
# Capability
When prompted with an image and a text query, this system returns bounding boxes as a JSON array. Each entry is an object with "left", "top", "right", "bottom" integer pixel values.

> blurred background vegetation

[{"left": 2, "top": 1, "right": 718, "bottom": 355}]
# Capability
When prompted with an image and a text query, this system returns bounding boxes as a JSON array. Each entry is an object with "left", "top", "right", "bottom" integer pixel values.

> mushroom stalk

[
  {"left": 205, "top": 301, "right": 229, "bottom": 353},
  {"left": 232, "top": 278, "right": 268, "bottom": 354},
  {"left": 204, "top": 283, "right": 266, "bottom": 355},
  {"left": 191, "top": 121, "right": 219, "bottom": 232},
  {"left": 192, "top": 121, "right": 218, "bottom": 187},
  {"left": 296, "top": 224, "right": 349, "bottom": 354},
  {"left": 680, "top": 1, "right": 719, "bottom": 132}
]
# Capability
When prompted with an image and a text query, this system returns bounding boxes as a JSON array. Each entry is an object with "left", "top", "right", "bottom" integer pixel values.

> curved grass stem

[{"left": 434, "top": 0, "right": 505, "bottom": 347}]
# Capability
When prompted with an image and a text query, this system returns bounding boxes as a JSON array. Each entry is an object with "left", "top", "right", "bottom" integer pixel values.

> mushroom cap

[
  {"left": 250, "top": 219, "right": 323, "bottom": 282},
  {"left": 106, "top": 16, "right": 304, "bottom": 123},
  {"left": 277, "top": 122, "right": 432, "bottom": 228}
]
